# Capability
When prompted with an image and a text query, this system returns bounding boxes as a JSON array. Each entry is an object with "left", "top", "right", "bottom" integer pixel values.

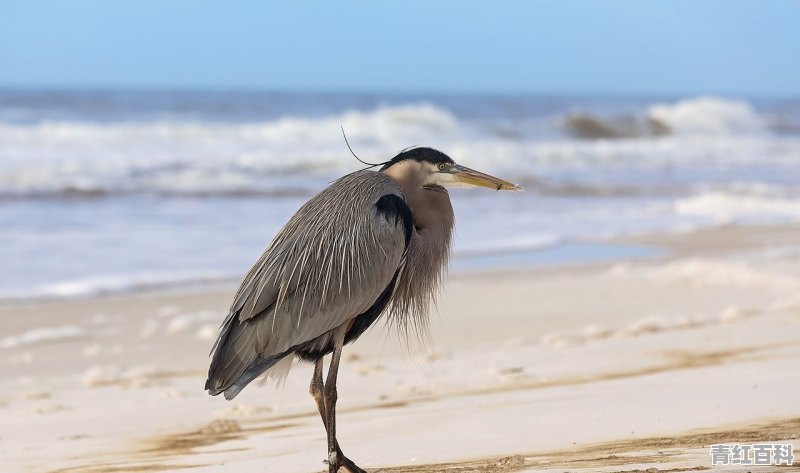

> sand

[{"left": 1, "top": 224, "right": 799, "bottom": 473}]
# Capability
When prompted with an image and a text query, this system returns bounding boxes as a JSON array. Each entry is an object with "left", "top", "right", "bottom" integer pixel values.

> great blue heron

[{"left": 205, "top": 147, "right": 521, "bottom": 472}]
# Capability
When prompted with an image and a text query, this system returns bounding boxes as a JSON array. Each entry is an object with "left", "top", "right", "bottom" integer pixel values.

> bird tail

[
  {"left": 213, "top": 354, "right": 287, "bottom": 400},
  {"left": 205, "top": 311, "right": 238, "bottom": 394},
  {"left": 205, "top": 310, "right": 290, "bottom": 400}
]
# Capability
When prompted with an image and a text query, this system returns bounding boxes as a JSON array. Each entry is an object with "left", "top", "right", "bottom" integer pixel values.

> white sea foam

[
  {"left": 0, "top": 103, "right": 459, "bottom": 198},
  {"left": 674, "top": 192, "right": 800, "bottom": 223},
  {"left": 2, "top": 96, "right": 800, "bottom": 301},
  {"left": 0, "top": 98, "right": 797, "bottom": 200},
  {"left": 1, "top": 271, "right": 236, "bottom": 301},
  {"left": 648, "top": 97, "right": 767, "bottom": 136},
  {"left": 455, "top": 233, "right": 560, "bottom": 256}
]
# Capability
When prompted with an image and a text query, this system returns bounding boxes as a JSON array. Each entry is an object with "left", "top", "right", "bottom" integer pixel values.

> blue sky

[{"left": 1, "top": 0, "right": 798, "bottom": 96}]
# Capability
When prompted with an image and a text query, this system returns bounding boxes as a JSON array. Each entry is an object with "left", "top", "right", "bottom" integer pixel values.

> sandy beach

[
  {"left": 3, "top": 0, "right": 800, "bottom": 468},
  {"left": 1, "top": 223, "right": 798, "bottom": 473},
  {"left": 2, "top": 2, "right": 799, "bottom": 471}
]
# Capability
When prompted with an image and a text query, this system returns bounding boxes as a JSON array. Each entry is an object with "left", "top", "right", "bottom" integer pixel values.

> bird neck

[
  {"left": 408, "top": 186, "right": 454, "bottom": 237},
  {"left": 380, "top": 162, "right": 454, "bottom": 235},
  {"left": 380, "top": 162, "right": 454, "bottom": 341}
]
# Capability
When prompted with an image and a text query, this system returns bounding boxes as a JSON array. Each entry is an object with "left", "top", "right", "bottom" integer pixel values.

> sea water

[{"left": 1, "top": 90, "right": 799, "bottom": 300}]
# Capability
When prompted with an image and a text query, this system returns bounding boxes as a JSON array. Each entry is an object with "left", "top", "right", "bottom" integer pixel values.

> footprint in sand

[
  {"left": 201, "top": 419, "right": 241, "bottom": 434},
  {"left": 31, "top": 403, "right": 70, "bottom": 414},
  {"left": 214, "top": 404, "right": 273, "bottom": 417},
  {"left": 161, "top": 389, "right": 188, "bottom": 399},
  {"left": 20, "top": 391, "right": 51, "bottom": 400}
]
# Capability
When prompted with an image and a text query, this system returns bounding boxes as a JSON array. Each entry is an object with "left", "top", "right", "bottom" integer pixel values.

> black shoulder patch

[{"left": 375, "top": 194, "right": 413, "bottom": 247}]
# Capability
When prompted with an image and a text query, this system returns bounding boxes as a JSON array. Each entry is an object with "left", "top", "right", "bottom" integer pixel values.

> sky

[{"left": 1, "top": 0, "right": 799, "bottom": 96}]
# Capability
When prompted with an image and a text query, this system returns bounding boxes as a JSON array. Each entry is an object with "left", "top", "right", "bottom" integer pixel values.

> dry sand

[{"left": 1, "top": 224, "right": 799, "bottom": 473}]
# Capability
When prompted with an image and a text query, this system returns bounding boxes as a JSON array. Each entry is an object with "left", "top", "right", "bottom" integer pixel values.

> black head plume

[
  {"left": 379, "top": 147, "right": 454, "bottom": 171},
  {"left": 341, "top": 126, "right": 385, "bottom": 168}
]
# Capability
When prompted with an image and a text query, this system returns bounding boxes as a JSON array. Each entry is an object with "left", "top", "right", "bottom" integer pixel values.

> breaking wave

[
  {"left": 0, "top": 103, "right": 461, "bottom": 199},
  {"left": 565, "top": 97, "right": 770, "bottom": 139},
  {"left": 648, "top": 97, "right": 768, "bottom": 136},
  {"left": 0, "top": 96, "right": 798, "bottom": 201},
  {"left": 3, "top": 92, "right": 800, "bottom": 303}
]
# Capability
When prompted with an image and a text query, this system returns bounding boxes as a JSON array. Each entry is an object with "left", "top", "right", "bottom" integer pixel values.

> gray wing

[{"left": 206, "top": 171, "right": 410, "bottom": 397}]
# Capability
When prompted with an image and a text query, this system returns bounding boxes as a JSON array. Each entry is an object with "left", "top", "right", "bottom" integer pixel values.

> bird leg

[
  {"left": 309, "top": 355, "right": 367, "bottom": 473},
  {"left": 324, "top": 344, "right": 344, "bottom": 472},
  {"left": 309, "top": 358, "right": 328, "bottom": 430}
]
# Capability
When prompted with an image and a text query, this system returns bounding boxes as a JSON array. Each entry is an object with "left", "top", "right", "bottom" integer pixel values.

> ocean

[{"left": 1, "top": 90, "right": 799, "bottom": 301}]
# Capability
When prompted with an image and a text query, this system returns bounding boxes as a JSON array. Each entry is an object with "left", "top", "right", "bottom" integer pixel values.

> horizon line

[{"left": 0, "top": 83, "right": 798, "bottom": 101}]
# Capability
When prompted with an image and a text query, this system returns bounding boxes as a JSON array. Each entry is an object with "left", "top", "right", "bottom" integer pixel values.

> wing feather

[{"left": 206, "top": 171, "right": 408, "bottom": 396}]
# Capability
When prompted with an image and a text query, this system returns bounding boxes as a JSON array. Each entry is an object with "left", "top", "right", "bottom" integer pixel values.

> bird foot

[
  {"left": 340, "top": 455, "right": 368, "bottom": 473},
  {"left": 323, "top": 450, "right": 367, "bottom": 473}
]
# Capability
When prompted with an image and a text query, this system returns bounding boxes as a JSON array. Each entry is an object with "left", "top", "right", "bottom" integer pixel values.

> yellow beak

[{"left": 451, "top": 165, "right": 522, "bottom": 191}]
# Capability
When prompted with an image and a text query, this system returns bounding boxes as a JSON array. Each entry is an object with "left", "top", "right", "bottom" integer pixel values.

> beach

[
  {"left": 2, "top": 2, "right": 798, "bottom": 470},
  {"left": 2, "top": 91, "right": 800, "bottom": 472},
  {"left": 2, "top": 222, "right": 799, "bottom": 473}
]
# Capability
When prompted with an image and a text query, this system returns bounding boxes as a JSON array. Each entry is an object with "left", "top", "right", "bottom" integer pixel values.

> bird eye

[{"left": 437, "top": 163, "right": 448, "bottom": 171}]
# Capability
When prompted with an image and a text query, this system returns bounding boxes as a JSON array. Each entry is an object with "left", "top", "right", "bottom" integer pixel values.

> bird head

[{"left": 380, "top": 147, "right": 522, "bottom": 191}]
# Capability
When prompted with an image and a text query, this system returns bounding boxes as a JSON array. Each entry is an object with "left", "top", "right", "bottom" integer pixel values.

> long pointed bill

[{"left": 451, "top": 165, "right": 522, "bottom": 191}]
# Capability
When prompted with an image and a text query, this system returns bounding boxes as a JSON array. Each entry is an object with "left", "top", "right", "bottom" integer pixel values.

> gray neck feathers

[{"left": 388, "top": 181, "right": 455, "bottom": 345}]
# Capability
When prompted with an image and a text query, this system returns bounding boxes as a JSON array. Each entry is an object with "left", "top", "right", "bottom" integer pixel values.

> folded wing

[{"left": 206, "top": 171, "right": 410, "bottom": 398}]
